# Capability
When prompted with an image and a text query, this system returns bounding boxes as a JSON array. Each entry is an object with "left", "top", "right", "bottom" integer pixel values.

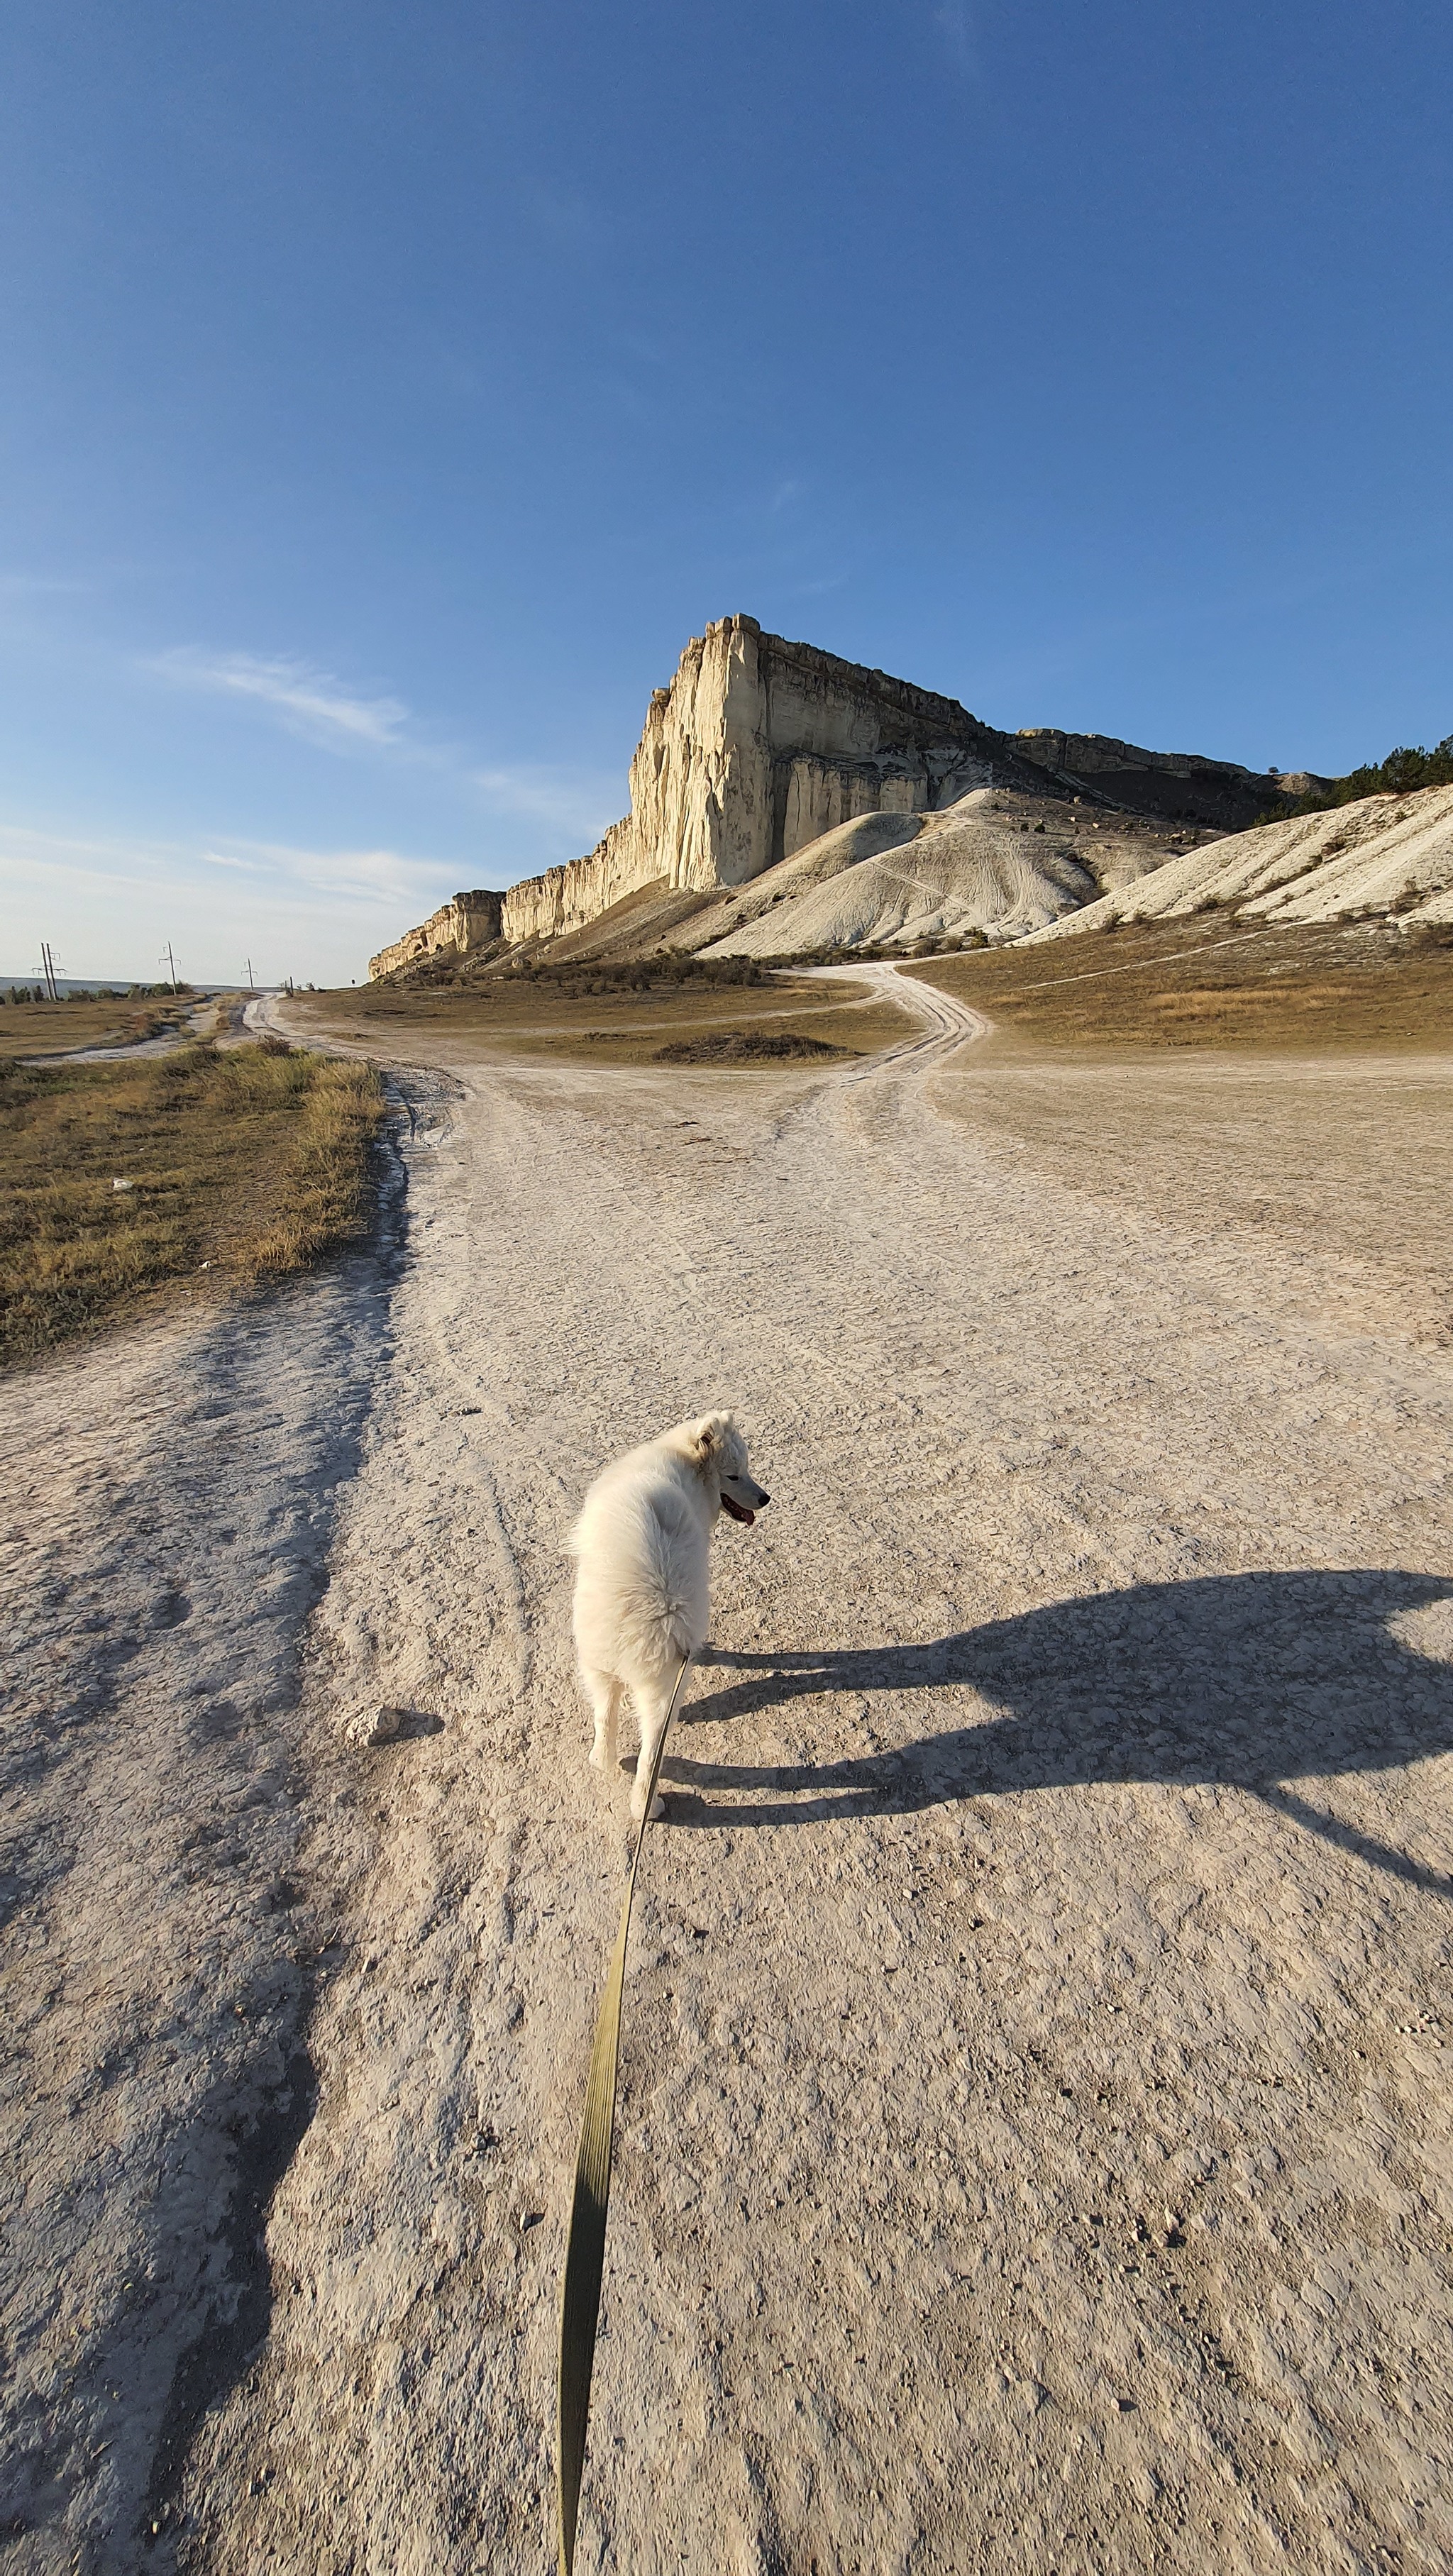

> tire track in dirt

[
  {"left": 165, "top": 985, "right": 1453, "bottom": 2575},
  {"left": 9, "top": 976, "right": 1451, "bottom": 2573},
  {"left": 0, "top": 1206, "right": 406, "bottom": 2572}
]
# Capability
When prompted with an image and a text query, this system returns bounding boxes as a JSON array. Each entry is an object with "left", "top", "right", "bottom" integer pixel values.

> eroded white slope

[
  {"left": 1028, "top": 782, "right": 1453, "bottom": 939},
  {"left": 701, "top": 790, "right": 1169, "bottom": 953}
]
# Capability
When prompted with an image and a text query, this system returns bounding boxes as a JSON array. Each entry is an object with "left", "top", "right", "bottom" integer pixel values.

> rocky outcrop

[
  {"left": 1013, "top": 729, "right": 1330, "bottom": 834},
  {"left": 497, "top": 616, "right": 1010, "bottom": 947},
  {"left": 368, "top": 617, "right": 1332, "bottom": 974},
  {"left": 369, "top": 890, "right": 502, "bottom": 980}
]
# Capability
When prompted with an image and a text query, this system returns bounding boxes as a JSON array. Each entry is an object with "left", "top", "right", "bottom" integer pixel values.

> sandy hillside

[
  {"left": 510, "top": 794, "right": 1188, "bottom": 970},
  {"left": 1029, "top": 783, "right": 1453, "bottom": 939},
  {"left": 3, "top": 973, "right": 1452, "bottom": 2576},
  {"left": 698, "top": 790, "right": 1176, "bottom": 955}
]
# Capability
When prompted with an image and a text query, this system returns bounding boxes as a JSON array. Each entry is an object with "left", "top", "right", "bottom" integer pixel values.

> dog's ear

[{"left": 690, "top": 1411, "right": 731, "bottom": 1464}]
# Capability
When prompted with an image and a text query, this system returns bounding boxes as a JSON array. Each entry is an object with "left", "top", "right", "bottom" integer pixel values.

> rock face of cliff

[
  {"left": 497, "top": 615, "right": 1010, "bottom": 946},
  {"left": 368, "top": 615, "right": 1327, "bottom": 975},
  {"left": 1013, "top": 729, "right": 1330, "bottom": 834},
  {"left": 369, "top": 890, "right": 502, "bottom": 981}
]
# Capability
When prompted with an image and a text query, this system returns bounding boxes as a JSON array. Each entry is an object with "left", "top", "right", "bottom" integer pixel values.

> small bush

[
  {"left": 390, "top": 946, "right": 773, "bottom": 1000},
  {"left": 1274, "top": 734, "right": 1453, "bottom": 819},
  {"left": 653, "top": 1031, "right": 855, "bottom": 1065}
]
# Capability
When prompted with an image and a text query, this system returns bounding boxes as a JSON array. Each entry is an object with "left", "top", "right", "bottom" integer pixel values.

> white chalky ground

[{"left": 3, "top": 975, "right": 1451, "bottom": 2575}]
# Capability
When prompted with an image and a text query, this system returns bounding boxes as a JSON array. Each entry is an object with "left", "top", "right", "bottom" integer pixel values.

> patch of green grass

[{"left": 0, "top": 1041, "right": 385, "bottom": 1367}]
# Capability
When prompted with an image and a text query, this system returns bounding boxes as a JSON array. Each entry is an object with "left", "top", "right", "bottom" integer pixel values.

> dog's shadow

[{"left": 663, "top": 1569, "right": 1453, "bottom": 1898}]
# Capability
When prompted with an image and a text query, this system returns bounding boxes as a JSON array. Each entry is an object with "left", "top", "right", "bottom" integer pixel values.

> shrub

[
  {"left": 1271, "top": 734, "right": 1453, "bottom": 819},
  {"left": 653, "top": 1031, "right": 853, "bottom": 1064}
]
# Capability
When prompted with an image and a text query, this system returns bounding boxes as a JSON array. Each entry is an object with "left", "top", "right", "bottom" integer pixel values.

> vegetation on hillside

[
  {"left": 770, "top": 931, "right": 992, "bottom": 965},
  {"left": 1271, "top": 735, "right": 1453, "bottom": 819},
  {"left": 379, "top": 948, "right": 771, "bottom": 999},
  {"left": 1, "top": 1039, "right": 385, "bottom": 1366},
  {"left": 502, "top": 951, "right": 769, "bottom": 996}
]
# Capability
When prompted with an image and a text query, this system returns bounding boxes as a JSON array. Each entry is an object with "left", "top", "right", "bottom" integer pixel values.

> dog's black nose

[{"left": 758, "top": 1491, "right": 770, "bottom": 1508}]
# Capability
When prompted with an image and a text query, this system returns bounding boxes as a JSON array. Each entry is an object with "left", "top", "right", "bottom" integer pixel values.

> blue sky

[{"left": 2, "top": 0, "right": 1449, "bottom": 986}]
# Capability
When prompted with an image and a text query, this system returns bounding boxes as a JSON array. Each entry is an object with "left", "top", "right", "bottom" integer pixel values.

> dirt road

[{"left": 4, "top": 982, "right": 1451, "bottom": 2574}]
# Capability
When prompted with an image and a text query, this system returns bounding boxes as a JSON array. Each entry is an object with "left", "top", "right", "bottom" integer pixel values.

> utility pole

[
  {"left": 160, "top": 943, "right": 178, "bottom": 993},
  {"left": 40, "top": 941, "right": 60, "bottom": 1001},
  {"left": 245, "top": 956, "right": 255, "bottom": 992}
]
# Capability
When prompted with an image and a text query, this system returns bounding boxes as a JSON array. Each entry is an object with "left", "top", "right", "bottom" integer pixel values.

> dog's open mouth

[{"left": 720, "top": 1493, "right": 756, "bottom": 1525}]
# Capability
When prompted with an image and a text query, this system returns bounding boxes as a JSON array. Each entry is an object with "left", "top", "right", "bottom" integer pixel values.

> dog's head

[{"left": 688, "top": 1411, "right": 770, "bottom": 1527}]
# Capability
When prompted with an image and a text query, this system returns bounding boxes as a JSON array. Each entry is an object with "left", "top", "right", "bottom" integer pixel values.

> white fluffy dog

[{"left": 570, "top": 1411, "right": 770, "bottom": 1820}]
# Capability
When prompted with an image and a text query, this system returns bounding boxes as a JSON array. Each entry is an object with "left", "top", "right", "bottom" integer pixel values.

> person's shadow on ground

[{"left": 666, "top": 1569, "right": 1453, "bottom": 1898}]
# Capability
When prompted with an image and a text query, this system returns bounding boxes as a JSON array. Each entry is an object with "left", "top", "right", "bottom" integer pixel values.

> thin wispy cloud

[
  {"left": 521, "top": 179, "right": 605, "bottom": 259},
  {"left": 147, "top": 646, "right": 617, "bottom": 850},
  {"left": 250, "top": 839, "right": 453, "bottom": 906},
  {"left": 187, "top": 833, "right": 454, "bottom": 910},
  {"left": 934, "top": 3, "right": 978, "bottom": 78},
  {"left": 0, "top": 571, "right": 92, "bottom": 598},
  {"left": 148, "top": 648, "right": 409, "bottom": 750},
  {"left": 470, "top": 763, "right": 621, "bottom": 840},
  {"left": 1, "top": 821, "right": 451, "bottom": 914},
  {"left": 0, "top": 817, "right": 473, "bottom": 985}
]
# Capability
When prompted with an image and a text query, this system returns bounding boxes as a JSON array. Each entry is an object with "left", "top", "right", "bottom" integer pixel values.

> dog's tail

[
  {"left": 640, "top": 1511, "right": 698, "bottom": 1664},
  {"left": 580, "top": 1493, "right": 700, "bottom": 1679}
]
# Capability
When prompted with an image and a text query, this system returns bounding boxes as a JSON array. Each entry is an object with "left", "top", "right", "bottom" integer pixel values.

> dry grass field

[
  {"left": 295, "top": 972, "right": 910, "bottom": 1063},
  {"left": 0, "top": 1039, "right": 385, "bottom": 1366},
  {"left": 0, "top": 993, "right": 187, "bottom": 1059},
  {"left": 905, "top": 915, "right": 1453, "bottom": 1049}
]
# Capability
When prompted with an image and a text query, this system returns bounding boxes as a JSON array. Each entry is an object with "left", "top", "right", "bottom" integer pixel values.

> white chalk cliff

[
  {"left": 370, "top": 614, "right": 1323, "bottom": 975},
  {"left": 369, "top": 890, "right": 502, "bottom": 981},
  {"left": 495, "top": 616, "right": 1005, "bottom": 947}
]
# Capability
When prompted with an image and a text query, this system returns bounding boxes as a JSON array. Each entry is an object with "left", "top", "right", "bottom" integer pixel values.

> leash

[{"left": 556, "top": 1657, "right": 691, "bottom": 2576}]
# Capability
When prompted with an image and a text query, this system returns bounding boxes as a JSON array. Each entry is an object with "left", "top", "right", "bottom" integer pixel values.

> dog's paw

[
  {"left": 630, "top": 1790, "right": 667, "bottom": 1824},
  {"left": 589, "top": 1741, "right": 611, "bottom": 1771}
]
